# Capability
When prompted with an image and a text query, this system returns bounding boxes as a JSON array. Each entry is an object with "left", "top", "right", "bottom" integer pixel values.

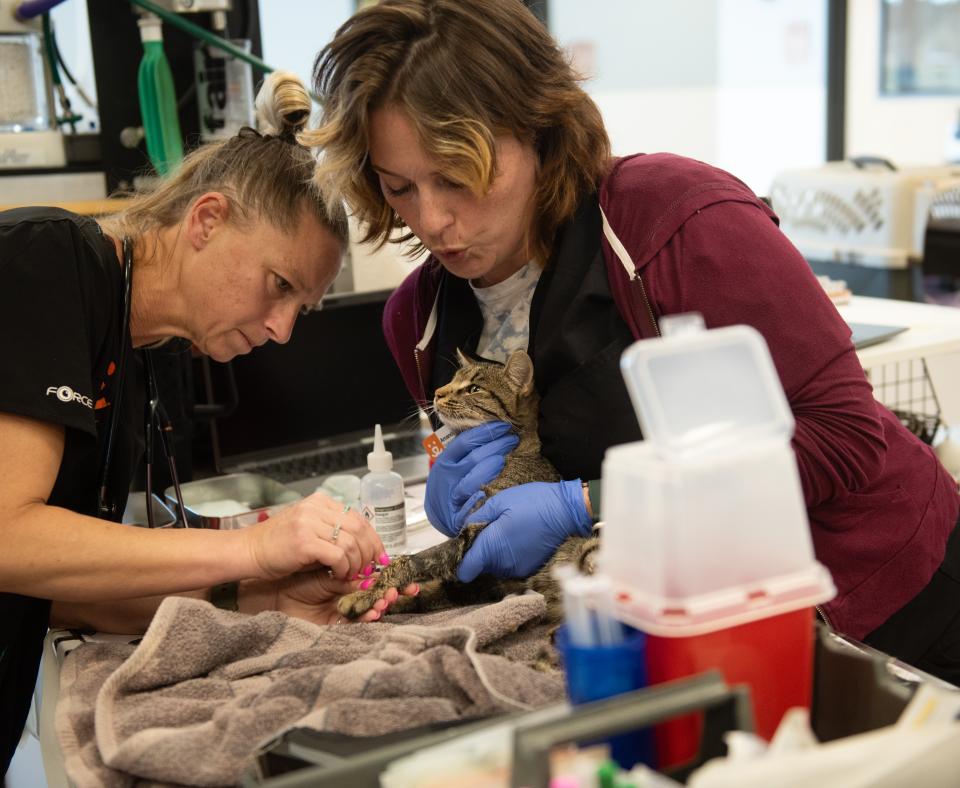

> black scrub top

[
  {"left": 430, "top": 197, "right": 643, "bottom": 482},
  {"left": 0, "top": 207, "right": 143, "bottom": 776}
]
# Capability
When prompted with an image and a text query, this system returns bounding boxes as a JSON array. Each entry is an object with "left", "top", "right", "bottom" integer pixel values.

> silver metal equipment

[{"left": 0, "top": 0, "right": 65, "bottom": 168}]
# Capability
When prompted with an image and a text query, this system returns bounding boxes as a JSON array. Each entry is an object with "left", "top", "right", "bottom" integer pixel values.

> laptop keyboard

[{"left": 250, "top": 433, "right": 425, "bottom": 484}]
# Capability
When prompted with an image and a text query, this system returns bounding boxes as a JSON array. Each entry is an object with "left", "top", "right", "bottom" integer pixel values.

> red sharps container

[{"left": 599, "top": 314, "right": 836, "bottom": 768}]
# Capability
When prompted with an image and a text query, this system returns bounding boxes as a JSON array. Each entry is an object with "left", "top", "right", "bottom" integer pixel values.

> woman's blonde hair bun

[{"left": 255, "top": 70, "right": 312, "bottom": 141}]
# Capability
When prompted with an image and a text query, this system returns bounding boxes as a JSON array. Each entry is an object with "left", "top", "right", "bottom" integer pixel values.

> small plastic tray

[{"left": 165, "top": 472, "right": 301, "bottom": 530}]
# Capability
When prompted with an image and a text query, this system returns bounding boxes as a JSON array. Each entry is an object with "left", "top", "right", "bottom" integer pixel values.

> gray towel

[{"left": 55, "top": 593, "right": 562, "bottom": 787}]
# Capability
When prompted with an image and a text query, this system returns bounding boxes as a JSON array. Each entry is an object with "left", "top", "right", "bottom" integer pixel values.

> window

[{"left": 881, "top": 0, "right": 960, "bottom": 95}]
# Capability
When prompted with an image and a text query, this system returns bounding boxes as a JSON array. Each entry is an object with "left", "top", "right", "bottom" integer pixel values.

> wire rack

[{"left": 866, "top": 358, "right": 942, "bottom": 445}]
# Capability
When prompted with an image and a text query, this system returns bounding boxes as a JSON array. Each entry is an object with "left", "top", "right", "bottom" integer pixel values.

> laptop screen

[
  {"left": 210, "top": 289, "right": 419, "bottom": 465},
  {"left": 847, "top": 322, "right": 907, "bottom": 350}
]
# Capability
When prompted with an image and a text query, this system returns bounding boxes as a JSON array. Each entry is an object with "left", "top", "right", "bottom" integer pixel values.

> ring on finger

[{"left": 330, "top": 503, "right": 350, "bottom": 542}]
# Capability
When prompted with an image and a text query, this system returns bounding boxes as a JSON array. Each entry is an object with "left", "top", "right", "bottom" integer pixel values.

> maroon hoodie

[{"left": 383, "top": 153, "right": 959, "bottom": 640}]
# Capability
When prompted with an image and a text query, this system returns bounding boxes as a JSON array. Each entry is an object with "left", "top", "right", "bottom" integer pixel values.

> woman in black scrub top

[{"left": 0, "top": 72, "right": 414, "bottom": 777}]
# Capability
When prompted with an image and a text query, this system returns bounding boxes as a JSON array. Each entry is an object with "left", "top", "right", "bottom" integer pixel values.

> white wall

[
  {"left": 261, "top": 0, "right": 829, "bottom": 281},
  {"left": 32, "top": 1, "right": 960, "bottom": 177},
  {"left": 587, "top": 88, "right": 720, "bottom": 163},
  {"left": 261, "top": 1, "right": 425, "bottom": 293},
  {"left": 259, "top": 0, "right": 354, "bottom": 91},
  {"left": 715, "top": 0, "right": 826, "bottom": 195},
  {"left": 846, "top": 0, "right": 960, "bottom": 166},
  {"left": 550, "top": 0, "right": 722, "bottom": 162},
  {"left": 551, "top": 0, "right": 828, "bottom": 196}
]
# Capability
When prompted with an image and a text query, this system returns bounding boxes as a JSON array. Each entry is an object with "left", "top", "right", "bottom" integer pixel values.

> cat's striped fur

[{"left": 337, "top": 349, "right": 599, "bottom": 621}]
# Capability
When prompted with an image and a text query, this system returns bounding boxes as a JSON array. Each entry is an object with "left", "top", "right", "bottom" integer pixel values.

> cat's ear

[
  {"left": 504, "top": 350, "right": 534, "bottom": 395},
  {"left": 455, "top": 348, "right": 471, "bottom": 368}
]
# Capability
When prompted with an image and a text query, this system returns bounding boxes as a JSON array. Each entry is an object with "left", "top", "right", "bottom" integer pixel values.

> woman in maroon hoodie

[{"left": 309, "top": 0, "right": 960, "bottom": 681}]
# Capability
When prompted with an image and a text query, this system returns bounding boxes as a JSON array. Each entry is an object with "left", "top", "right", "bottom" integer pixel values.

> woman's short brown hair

[{"left": 308, "top": 0, "right": 610, "bottom": 266}]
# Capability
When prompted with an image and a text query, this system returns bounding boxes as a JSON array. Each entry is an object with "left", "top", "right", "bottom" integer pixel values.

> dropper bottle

[{"left": 360, "top": 424, "right": 407, "bottom": 552}]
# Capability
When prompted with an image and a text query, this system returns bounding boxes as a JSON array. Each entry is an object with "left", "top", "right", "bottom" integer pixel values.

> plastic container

[
  {"left": 597, "top": 313, "right": 835, "bottom": 766},
  {"left": 318, "top": 473, "right": 362, "bottom": 510},
  {"left": 646, "top": 608, "right": 816, "bottom": 766},
  {"left": 600, "top": 438, "right": 829, "bottom": 631},
  {"left": 555, "top": 624, "right": 655, "bottom": 769},
  {"left": 769, "top": 159, "right": 960, "bottom": 269},
  {"left": 164, "top": 472, "right": 301, "bottom": 530},
  {"left": 360, "top": 424, "right": 407, "bottom": 551}
]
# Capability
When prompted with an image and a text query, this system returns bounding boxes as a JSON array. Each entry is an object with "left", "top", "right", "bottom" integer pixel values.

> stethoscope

[{"left": 96, "top": 237, "right": 188, "bottom": 528}]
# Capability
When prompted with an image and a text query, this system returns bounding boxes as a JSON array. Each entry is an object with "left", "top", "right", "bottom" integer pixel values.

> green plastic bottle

[{"left": 137, "top": 15, "right": 183, "bottom": 177}]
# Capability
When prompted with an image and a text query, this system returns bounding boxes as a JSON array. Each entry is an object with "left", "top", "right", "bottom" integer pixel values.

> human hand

[
  {"left": 425, "top": 421, "right": 519, "bottom": 537},
  {"left": 242, "top": 493, "right": 386, "bottom": 581},
  {"left": 457, "top": 480, "right": 592, "bottom": 582},
  {"left": 274, "top": 571, "right": 420, "bottom": 625}
]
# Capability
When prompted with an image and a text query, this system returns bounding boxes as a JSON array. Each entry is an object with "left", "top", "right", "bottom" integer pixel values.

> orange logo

[{"left": 95, "top": 360, "right": 118, "bottom": 410}]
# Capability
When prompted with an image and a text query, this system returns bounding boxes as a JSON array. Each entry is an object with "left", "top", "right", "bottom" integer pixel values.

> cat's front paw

[{"left": 337, "top": 588, "right": 383, "bottom": 619}]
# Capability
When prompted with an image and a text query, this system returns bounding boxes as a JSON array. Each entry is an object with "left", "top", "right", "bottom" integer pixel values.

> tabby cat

[{"left": 337, "top": 348, "right": 599, "bottom": 621}]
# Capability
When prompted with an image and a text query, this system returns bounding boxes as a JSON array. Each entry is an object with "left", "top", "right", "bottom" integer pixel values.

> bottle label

[{"left": 361, "top": 501, "right": 406, "bottom": 547}]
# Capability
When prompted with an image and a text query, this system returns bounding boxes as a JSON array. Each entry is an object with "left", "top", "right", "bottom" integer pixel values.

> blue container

[{"left": 555, "top": 624, "right": 655, "bottom": 769}]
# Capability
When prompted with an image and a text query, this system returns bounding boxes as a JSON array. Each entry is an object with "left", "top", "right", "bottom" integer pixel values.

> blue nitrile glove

[
  {"left": 425, "top": 421, "right": 519, "bottom": 538},
  {"left": 457, "top": 479, "right": 593, "bottom": 582}
]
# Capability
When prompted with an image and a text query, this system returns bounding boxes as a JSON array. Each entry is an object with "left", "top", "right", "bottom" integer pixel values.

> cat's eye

[{"left": 468, "top": 385, "right": 482, "bottom": 394}]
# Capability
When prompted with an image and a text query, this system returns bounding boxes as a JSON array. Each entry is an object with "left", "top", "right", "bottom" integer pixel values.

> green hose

[
  {"left": 40, "top": 13, "right": 62, "bottom": 88},
  {"left": 127, "top": 0, "right": 274, "bottom": 75},
  {"left": 137, "top": 15, "right": 184, "bottom": 176},
  {"left": 127, "top": 0, "right": 323, "bottom": 104}
]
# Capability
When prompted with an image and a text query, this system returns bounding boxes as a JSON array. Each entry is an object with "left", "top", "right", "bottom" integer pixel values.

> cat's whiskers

[
  {"left": 400, "top": 405, "right": 428, "bottom": 426},
  {"left": 415, "top": 402, "right": 437, "bottom": 424}
]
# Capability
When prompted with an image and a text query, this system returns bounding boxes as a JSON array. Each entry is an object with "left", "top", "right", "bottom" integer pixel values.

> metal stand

[{"left": 245, "top": 671, "right": 753, "bottom": 787}]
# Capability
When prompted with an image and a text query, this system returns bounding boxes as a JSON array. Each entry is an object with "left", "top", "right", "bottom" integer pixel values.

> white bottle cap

[{"left": 367, "top": 424, "right": 393, "bottom": 473}]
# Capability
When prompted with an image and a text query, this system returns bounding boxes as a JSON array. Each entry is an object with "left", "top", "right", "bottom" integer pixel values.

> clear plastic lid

[{"left": 619, "top": 314, "right": 794, "bottom": 455}]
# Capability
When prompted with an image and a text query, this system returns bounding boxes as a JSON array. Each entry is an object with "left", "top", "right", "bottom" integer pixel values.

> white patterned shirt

[{"left": 470, "top": 262, "right": 542, "bottom": 363}]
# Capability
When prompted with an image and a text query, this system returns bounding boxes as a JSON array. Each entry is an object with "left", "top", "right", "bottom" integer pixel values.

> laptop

[
  {"left": 208, "top": 288, "right": 429, "bottom": 497},
  {"left": 847, "top": 322, "right": 908, "bottom": 350}
]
